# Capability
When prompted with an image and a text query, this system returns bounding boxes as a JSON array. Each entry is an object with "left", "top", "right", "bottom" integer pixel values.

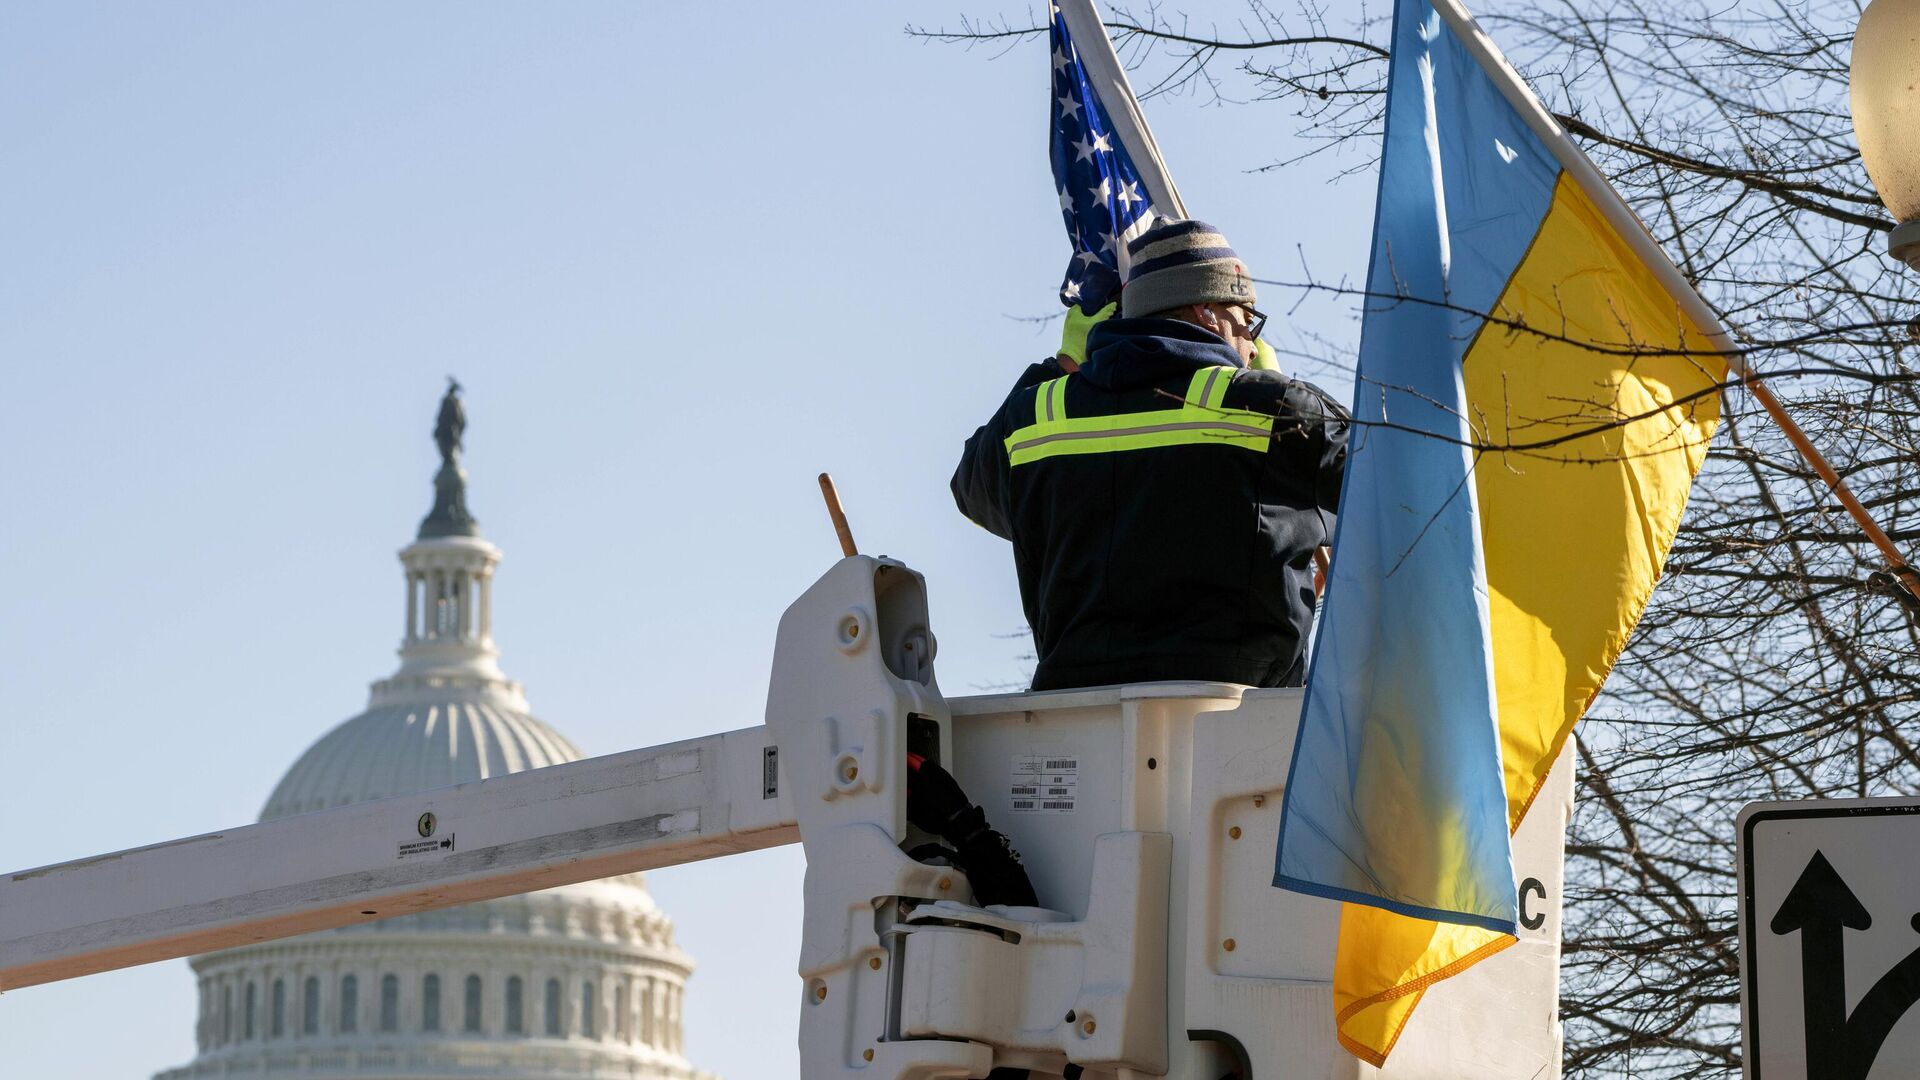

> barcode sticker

[{"left": 1010, "top": 752, "right": 1078, "bottom": 814}]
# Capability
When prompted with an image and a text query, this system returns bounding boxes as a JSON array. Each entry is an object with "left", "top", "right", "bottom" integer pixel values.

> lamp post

[{"left": 1851, "top": 0, "right": 1920, "bottom": 268}]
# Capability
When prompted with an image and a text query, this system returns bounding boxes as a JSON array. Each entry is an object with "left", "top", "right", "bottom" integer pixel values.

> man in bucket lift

[{"left": 953, "top": 218, "right": 1349, "bottom": 691}]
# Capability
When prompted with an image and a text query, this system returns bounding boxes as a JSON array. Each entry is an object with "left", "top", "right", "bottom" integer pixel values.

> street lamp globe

[{"left": 1852, "top": 0, "right": 1920, "bottom": 268}]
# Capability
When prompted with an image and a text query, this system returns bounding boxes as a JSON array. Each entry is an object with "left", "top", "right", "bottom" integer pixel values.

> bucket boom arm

[{"left": 2, "top": 556, "right": 1571, "bottom": 1080}]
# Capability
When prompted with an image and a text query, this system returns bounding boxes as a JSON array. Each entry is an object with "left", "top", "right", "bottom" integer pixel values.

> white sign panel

[{"left": 1739, "top": 798, "right": 1920, "bottom": 1079}]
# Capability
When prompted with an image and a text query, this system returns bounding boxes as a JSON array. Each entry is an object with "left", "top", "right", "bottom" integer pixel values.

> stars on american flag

[{"left": 1048, "top": 6, "right": 1157, "bottom": 311}]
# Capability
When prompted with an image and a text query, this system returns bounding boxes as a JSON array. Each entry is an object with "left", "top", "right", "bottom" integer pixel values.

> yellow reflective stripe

[
  {"left": 1181, "top": 365, "right": 1235, "bottom": 410},
  {"left": 1184, "top": 368, "right": 1216, "bottom": 406},
  {"left": 1203, "top": 366, "right": 1234, "bottom": 409},
  {"left": 1033, "top": 375, "right": 1070, "bottom": 425},
  {"left": 1009, "top": 421, "right": 1273, "bottom": 465},
  {"left": 1004, "top": 403, "right": 1273, "bottom": 466}
]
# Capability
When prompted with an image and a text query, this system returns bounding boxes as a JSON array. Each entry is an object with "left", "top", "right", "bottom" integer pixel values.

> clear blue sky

[{"left": 0, "top": 3, "right": 1372, "bottom": 1076}]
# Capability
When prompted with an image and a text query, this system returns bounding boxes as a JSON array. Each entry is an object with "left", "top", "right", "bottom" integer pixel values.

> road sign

[{"left": 1740, "top": 798, "right": 1920, "bottom": 1079}]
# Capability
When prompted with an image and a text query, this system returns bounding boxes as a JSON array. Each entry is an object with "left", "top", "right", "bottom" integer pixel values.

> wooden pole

[
  {"left": 1742, "top": 375, "right": 1920, "bottom": 609},
  {"left": 818, "top": 473, "right": 858, "bottom": 558}
]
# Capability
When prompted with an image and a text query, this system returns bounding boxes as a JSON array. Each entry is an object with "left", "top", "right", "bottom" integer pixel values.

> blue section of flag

[
  {"left": 1419, "top": 18, "right": 1559, "bottom": 345},
  {"left": 1270, "top": 0, "right": 1559, "bottom": 935},
  {"left": 1050, "top": 9, "right": 1156, "bottom": 310}
]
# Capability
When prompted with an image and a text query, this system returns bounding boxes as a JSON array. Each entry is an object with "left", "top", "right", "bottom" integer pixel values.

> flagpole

[
  {"left": 1431, "top": 0, "right": 1920, "bottom": 609},
  {"left": 1055, "top": 0, "right": 1188, "bottom": 219},
  {"left": 1740, "top": 382, "right": 1920, "bottom": 606}
]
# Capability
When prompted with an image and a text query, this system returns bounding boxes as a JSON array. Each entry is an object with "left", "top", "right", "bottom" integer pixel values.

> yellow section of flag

[{"left": 1333, "top": 172, "right": 1724, "bottom": 1064}]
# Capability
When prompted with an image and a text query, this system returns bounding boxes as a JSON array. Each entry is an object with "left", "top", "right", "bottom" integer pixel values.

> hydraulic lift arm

[{"left": 1, "top": 725, "right": 797, "bottom": 991}]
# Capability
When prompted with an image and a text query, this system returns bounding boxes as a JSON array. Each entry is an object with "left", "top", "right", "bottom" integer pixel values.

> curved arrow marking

[{"left": 1770, "top": 849, "right": 1920, "bottom": 1080}]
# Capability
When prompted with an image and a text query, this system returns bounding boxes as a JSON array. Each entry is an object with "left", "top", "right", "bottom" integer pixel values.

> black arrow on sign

[
  {"left": 1771, "top": 850, "right": 1872, "bottom": 1076},
  {"left": 1769, "top": 849, "right": 1920, "bottom": 1080}
]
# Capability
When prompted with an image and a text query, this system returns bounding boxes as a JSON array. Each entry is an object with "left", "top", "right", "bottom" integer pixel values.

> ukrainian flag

[{"left": 1272, "top": 0, "right": 1727, "bottom": 1064}]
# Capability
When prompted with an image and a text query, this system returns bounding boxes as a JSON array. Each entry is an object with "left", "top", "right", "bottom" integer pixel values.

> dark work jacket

[{"left": 952, "top": 318, "right": 1348, "bottom": 691}]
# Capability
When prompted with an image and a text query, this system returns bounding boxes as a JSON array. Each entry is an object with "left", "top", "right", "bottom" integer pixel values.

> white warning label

[
  {"left": 397, "top": 834, "right": 455, "bottom": 860},
  {"left": 1010, "top": 754, "right": 1078, "bottom": 814}
]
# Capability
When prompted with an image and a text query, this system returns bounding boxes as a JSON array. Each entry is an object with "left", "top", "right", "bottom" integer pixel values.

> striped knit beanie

[{"left": 1120, "top": 218, "right": 1256, "bottom": 318}]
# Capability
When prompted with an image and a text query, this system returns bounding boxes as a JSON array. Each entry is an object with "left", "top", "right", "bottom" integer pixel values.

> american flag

[{"left": 1049, "top": 5, "right": 1159, "bottom": 312}]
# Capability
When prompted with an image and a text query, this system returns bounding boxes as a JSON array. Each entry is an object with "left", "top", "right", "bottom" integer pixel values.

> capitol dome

[
  {"left": 156, "top": 385, "right": 716, "bottom": 1080},
  {"left": 260, "top": 689, "right": 581, "bottom": 821}
]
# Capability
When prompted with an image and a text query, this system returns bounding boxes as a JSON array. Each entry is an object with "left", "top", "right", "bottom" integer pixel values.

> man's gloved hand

[
  {"left": 1250, "top": 337, "right": 1281, "bottom": 372},
  {"left": 1058, "top": 301, "right": 1117, "bottom": 371},
  {"left": 1057, "top": 259, "right": 1121, "bottom": 371}
]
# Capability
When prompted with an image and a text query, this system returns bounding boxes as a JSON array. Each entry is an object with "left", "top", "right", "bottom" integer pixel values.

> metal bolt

[
  {"left": 843, "top": 763, "right": 859, "bottom": 782},
  {"left": 416, "top": 812, "right": 436, "bottom": 838},
  {"left": 868, "top": 957, "right": 882, "bottom": 970},
  {"left": 813, "top": 984, "right": 828, "bottom": 1001},
  {"left": 1223, "top": 938, "right": 1237, "bottom": 952},
  {"left": 863, "top": 1048, "right": 875, "bottom": 1062},
  {"left": 1081, "top": 1018, "right": 1097, "bottom": 1035},
  {"left": 937, "top": 876, "right": 951, "bottom": 891},
  {"left": 1228, "top": 826, "right": 1242, "bottom": 840},
  {"left": 1253, "top": 795, "right": 1266, "bottom": 808}
]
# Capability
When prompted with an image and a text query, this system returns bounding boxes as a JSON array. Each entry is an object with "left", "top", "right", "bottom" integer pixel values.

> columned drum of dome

[{"left": 155, "top": 387, "right": 718, "bottom": 1080}]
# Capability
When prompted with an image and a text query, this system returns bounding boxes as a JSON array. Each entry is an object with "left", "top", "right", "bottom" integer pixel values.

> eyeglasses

[{"left": 1241, "top": 306, "right": 1268, "bottom": 342}]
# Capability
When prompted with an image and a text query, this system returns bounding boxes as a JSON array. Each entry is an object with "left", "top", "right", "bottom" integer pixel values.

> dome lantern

[
  {"left": 1850, "top": 0, "right": 1920, "bottom": 268},
  {"left": 384, "top": 379, "right": 514, "bottom": 699}
]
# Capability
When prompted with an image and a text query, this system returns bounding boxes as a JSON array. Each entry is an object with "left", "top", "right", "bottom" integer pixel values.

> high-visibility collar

[{"left": 1005, "top": 365, "right": 1274, "bottom": 467}]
